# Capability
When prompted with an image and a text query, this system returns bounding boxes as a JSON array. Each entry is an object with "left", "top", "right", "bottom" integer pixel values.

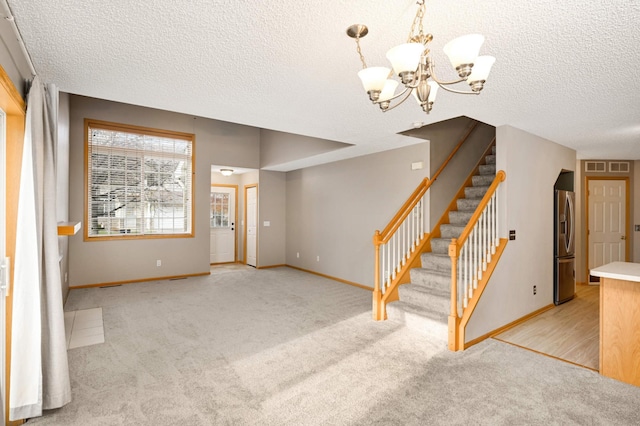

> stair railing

[
  {"left": 372, "top": 122, "right": 479, "bottom": 320},
  {"left": 448, "top": 170, "right": 507, "bottom": 350}
]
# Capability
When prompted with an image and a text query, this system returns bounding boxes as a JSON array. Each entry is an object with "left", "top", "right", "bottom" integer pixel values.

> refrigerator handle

[{"left": 567, "top": 194, "right": 574, "bottom": 253}]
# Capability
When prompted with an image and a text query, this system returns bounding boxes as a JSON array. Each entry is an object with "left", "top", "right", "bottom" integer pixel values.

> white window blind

[{"left": 86, "top": 120, "right": 194, "bottom": 239}]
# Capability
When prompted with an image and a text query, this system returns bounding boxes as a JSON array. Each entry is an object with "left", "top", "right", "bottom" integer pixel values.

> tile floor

[{"left": 64, "top": 307, "right": 105, "bottom": 349}]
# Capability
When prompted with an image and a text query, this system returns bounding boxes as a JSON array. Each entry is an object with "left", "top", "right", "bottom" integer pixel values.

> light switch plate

[
  {"left": 635, "top": 224, "right": 640, "bottom": 232},
  {"left": 264, "top": 221, "right": 270, "bottom": 227}
]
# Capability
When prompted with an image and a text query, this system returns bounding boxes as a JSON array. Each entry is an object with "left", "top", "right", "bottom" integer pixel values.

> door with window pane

[{"left": 210, "top": 186, "right": 236, "bottom": 263}]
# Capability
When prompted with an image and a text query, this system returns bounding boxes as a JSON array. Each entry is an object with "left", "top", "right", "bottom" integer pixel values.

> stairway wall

[
  {"left": 285, "top": 142, "right": 430, "bottom": 287},
  {"left": 428, "top": 122, "right": 496, "bottom": 223},
  {"left": 466, "top": 125, "right": 576, "bottom": 343}
]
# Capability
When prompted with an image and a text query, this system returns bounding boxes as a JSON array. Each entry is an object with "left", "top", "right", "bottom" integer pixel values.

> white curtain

[{"left": 9, "top": 76, "right": 71, "bottom": 420}]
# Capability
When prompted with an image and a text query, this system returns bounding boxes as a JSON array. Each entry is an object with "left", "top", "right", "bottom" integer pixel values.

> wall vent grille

[
  {"left": 585, "top": 161, "right": 606, "bottom": 172},
  {"left": 609, "top": 162, "right": 630, "bottom": 173}
]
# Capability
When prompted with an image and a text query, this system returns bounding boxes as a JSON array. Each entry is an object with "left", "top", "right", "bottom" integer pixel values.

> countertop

[{"left": 590, "top": 262, "right": 640, "bottom": 283}]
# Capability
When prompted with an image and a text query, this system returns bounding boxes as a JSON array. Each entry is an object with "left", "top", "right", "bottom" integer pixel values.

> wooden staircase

[{"left": 386, "top": 145, "right": 497, "bottom": 346}]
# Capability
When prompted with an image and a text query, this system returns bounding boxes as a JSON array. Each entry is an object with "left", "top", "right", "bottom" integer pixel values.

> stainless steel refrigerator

[{"left": 554, "top": 190, "right": 576, "bottom": 305}]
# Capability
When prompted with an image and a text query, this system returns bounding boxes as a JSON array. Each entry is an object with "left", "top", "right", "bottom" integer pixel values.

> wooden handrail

[
  {"left": 376, "top": 121, "right": 479, "bottom": 244},
  {"left": 452, "top": 170, "right": 506, "bottom": 254},
  {"left": 448, "top": 169, "right": 506, "bottom": 350},
  {"left": 378, "top": 177, "right": 429, "bottom": 243}
]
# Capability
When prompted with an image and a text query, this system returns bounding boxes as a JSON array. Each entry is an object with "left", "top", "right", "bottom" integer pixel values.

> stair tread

[
  {"left": 411, "top": 267, "right": 449, "bottom": 279},
  {"left": 387, "top": 300, "right": 448, "bottom": 322},
  {"left": 402, "top": 283, "right": 449, "bottom": 299}
]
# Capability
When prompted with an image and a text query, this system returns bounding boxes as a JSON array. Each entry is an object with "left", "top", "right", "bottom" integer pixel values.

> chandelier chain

[
  {"left": 408, "top": 0, "right": 426, "bottom": 43},
  {"left": 355, "top": 36, "right": 367, "bottom": 69}
]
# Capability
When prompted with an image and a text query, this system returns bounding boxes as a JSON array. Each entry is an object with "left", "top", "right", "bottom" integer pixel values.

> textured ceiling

[{"left": 6, "top": 0, "right": 640, "bottom": 170}]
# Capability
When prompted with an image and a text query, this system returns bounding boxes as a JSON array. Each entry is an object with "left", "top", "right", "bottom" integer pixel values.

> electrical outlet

[
  {"left": 296, "top": 252, "right": 300, "bottom": 258},
  {"left": 65, "top": 272, "right": 68, "bottom": 283},
  {"left": 156, "top": 259, "right": 162, "bottom": 267},
  {"left": 533, "top": 285, "right": 537, "bottom": 295},
  {"left": 317, "top": 256, "right": 320, "bottom": 262}
]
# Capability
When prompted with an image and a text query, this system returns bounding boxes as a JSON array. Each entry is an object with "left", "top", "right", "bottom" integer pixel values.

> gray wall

[
  {"left": 260, "top": 129, "right": 351, "bottom": 169},
  {"left": 258, "top": 170, "right": 286, "bottom": 267},
  {"left": 57, "top": 92, "right": 70, "bottom": 297},
  {"left": 286, "top": 142, "right": 430, "bottom": 287},
  {"left": 68, "top": 95, "right": 261, "bottom": 286},
  {"left": 635, "top": 161, "right": 640, "bottom": 263},
  {"left": 428, "top": 122, "right": 496, "bottom": 222},
  {"left": 466, "top": 125, "right": 576, "bottom": 342}
]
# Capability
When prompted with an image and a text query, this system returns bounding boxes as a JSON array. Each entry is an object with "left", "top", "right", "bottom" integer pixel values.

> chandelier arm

[
  {"left": 427, "top": 61, "right": 468, "bottom": 86},
  {"left": 435, "top": 83, "right": 480, "bottom": 96},
  {"left": 378, "top": 88, "right": 414, "bottom": 113},
  {"left": 374, "top": 85, "right": 412, "bottom": 104}
]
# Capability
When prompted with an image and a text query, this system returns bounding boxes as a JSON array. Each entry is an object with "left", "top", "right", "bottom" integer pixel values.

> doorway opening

[
  {"left": 210, "top": 166, "right": 258, "bottom": 266},
  {"left": 586, "top": 177, "right": 629, "bottom": 283}
]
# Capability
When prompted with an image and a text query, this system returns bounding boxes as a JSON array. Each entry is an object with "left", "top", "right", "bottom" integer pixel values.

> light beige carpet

[{"left": 27, "top": 266, "right": 640, "bottom": 425}]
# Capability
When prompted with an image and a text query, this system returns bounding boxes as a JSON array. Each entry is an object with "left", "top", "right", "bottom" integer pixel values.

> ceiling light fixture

[
  {"left": 346, "top": 0, "right": 495, "bottom": 114},
  {"left": 220, "top": 169, "right": 234, "bottom": 176}
]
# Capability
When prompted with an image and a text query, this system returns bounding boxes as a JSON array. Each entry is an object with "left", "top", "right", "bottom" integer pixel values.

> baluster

[
  {"left": 495, "top": 190, "right": 500, "bottom": 248},
  {"left": 469, "top": 226, "right": 476, "bottom": 299},
  {"left": 404, "top": 219, "right": 409, "bottom": 261},
  {"left": 458, "top": 245, "right": 462, "bottom": 314},
  {"left": 473, "top": 218, "right": 482, "bottom": 289},
  {"left": 420, "top": 197, "right": 424, "bottom": 238},
  {"left": 487, "top": 197, "right": 495, "bottom": 263},
  {"left": 480, "top": 209, "right": 485, "bottom": 273},
  {"left": 465, "top": 239, "right": 469, "bottom": 307},
  {"left": 381, "top": 242, "right": 386, "bottom": 293},
  {"left": 391, "top": 235, "right": 396, "bottom": 280}
]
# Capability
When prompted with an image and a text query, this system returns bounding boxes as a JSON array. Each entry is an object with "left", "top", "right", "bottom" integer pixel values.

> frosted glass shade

[
  {"left": 379, "top": 80, "right": 399, "bottom": 102},
  {"left": 427, "top": 81, "right": 438, "bottom": 102},
  {"left": 467, "top": 55, "right": 495, "bottom": 82},
  {"left": 412, "top": 81, "right": 438, "bottom": 104},
  {"left": 443, "top": 34, "right": 484, "bottom": 68},
  {"left": 386, "top": 43, "right": 424, "bottom": 75},
  {"left": 357, "top": 67, "right": 390, "bottom": 93}
]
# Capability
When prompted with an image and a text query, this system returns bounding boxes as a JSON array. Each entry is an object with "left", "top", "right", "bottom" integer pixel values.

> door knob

[{"left": 621, "top": 235, "right": 626, "bottom": 240}]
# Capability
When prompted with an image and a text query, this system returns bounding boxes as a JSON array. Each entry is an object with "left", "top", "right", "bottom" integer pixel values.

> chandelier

[{"left": 346, "top": 0, "right": 495, "bottom": 114}]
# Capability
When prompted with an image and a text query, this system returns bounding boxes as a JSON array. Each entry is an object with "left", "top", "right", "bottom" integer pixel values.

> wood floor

[{"left": 493, "top": 284, "right": 599, "bottom": 370}]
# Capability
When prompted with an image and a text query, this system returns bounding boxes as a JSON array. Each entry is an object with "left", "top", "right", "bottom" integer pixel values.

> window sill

[{"left": 58, "top": 222, "right": 82, "bottom": 236}]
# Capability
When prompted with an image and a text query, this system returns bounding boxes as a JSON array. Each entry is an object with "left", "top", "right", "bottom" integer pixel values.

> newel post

[
  {"left": 448, "top": 238, "right": 460, "bottom": 351},
  {"left": 373, "top": 230, "right": 384, "bottom": 321}
]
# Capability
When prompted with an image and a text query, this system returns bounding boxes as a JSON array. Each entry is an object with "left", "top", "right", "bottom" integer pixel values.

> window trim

[{"left": 84, "top": 118, "right": 196, "bottom": 241}]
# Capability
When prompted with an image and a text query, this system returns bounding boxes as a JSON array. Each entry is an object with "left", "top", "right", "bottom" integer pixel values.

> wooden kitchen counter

[{"left": 591, "top": 262, "right": 640, "bottom": 386}]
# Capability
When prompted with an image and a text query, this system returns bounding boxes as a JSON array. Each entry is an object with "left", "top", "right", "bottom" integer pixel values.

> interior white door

[
  {"left": 246, "top": 186, "right": 257, "bottom": 267},
  {"left": 210, "top": 186, "right": 236, "bottom": 263},
  {"left": 588, "top": 179, "right": 626, "bottom": 275}
]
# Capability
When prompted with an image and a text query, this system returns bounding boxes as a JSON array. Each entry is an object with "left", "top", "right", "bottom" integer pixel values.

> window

[
  {"left": 210, "top": 192, "right": 230, "bottom": 227},
  {"left": 85, "top": 119, "right": 194, "bottom": 240}
]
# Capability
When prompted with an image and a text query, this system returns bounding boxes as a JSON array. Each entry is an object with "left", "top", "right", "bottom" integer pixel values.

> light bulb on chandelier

[{"left": 346, "top": 0, "right": 495, "bottom": 114}]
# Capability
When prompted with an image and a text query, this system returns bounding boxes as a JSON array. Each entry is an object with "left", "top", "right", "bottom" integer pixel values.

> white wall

[
  {"left": 286, "top": 142, "right": 430, "bottom": 287},
  {"left": 466, "top": 125, "right": 576, "bottom": 342}
]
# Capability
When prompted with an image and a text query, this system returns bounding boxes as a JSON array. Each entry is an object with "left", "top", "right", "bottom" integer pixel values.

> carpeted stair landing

[{"left": 386, "top": 146, "right": 496, "bottom": 346}]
